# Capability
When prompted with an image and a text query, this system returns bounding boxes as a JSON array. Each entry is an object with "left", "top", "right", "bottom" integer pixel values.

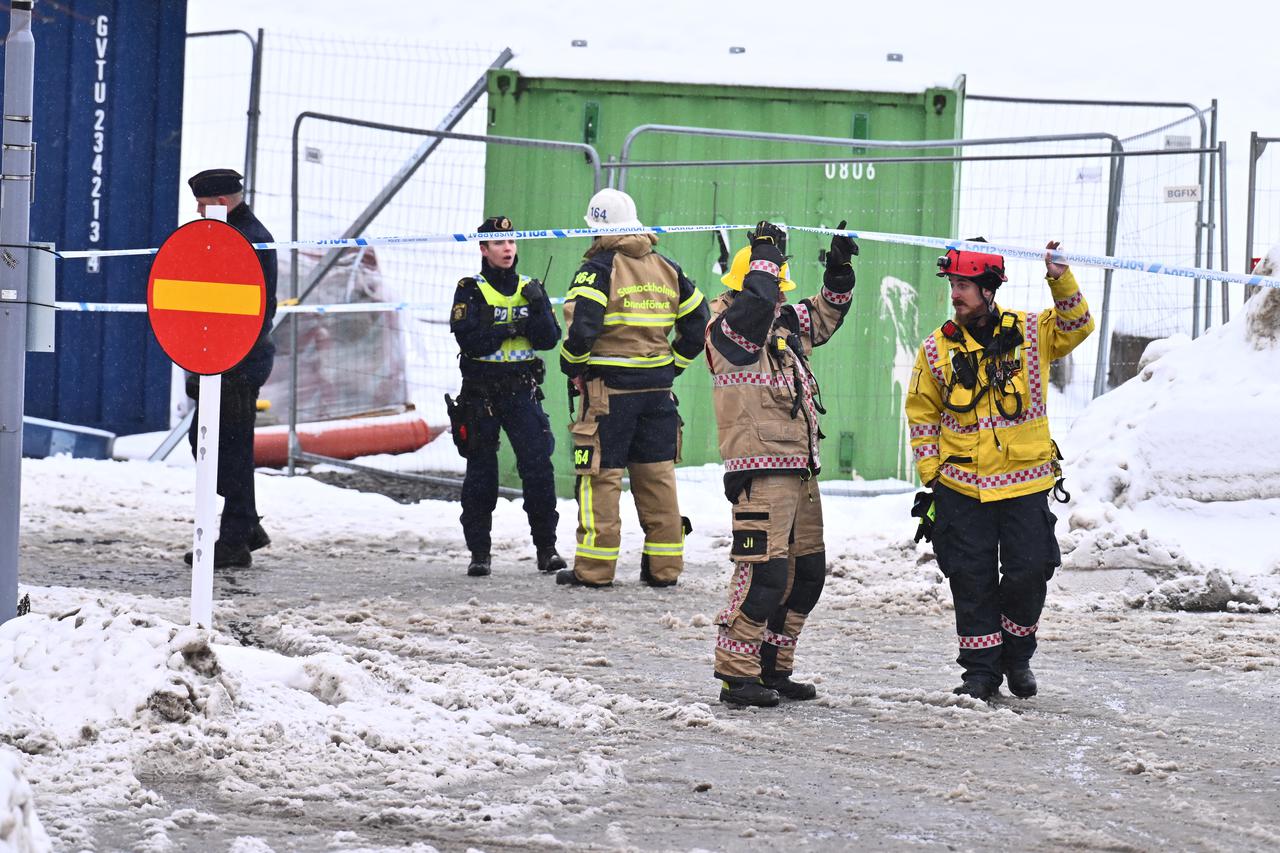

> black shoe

[
  {"left": 639, "top": 557, "right": 677, "bottom": 588},
  {"left": 248, "top": 521, "right": 271, "bottom": 552},
  {"left": 1005, "top": 666, "right": 1037, "bottom": 698},
  {"left": 555, "top": 569, "right": 611, "bottom": 587},
  {"left": 719, "top": 680, "right": 781, "bottom": 708},
  {"left": 183, "top": 541, "right": 252, "bottom": 569},
  {"left": 761, "top": 673, "right": 818, "bottom": 700},
  {"left": 536, "top": 546, "right": 566, "bottom": 574},
  {"left": 952, "top": 680, "right": 996, "bottom": 702},
  {"left": 467, "top": 554, "right": 491, "bottom": 577}
]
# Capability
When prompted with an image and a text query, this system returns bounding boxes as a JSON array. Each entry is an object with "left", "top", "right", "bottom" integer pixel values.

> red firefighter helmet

[{"left": 936, "top": 247, "right": 1008, "bottom": 284}]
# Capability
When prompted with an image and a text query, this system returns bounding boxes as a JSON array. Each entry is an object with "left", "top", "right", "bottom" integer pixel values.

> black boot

[
  {"left": 555, "top": 569, "right": 611, "bottom": 588},
  {"left": 536, "top": 546, "right": 566, "bottom": 574},
  {"left": 248, "top": 519, "right": 271, "bottom": 552},
  {"left": 184, "top": 540, "right": 252, "bottom": 569},
  {"left": 719, "top": 679, "right": 780, "bottom": 708},
  {"left": 1005, "top": 665, "right": 1037, "bottom": 698},
  {"left": 467, "top": 553, "right": 491, "bottom": 577},
  {"left": 639, "top": 554, "right": 677, "bottom": 588},
  {"left": 759, "top": 643, "right": 816, "bottom": 699},
  {"left": 952, "top": 679, "right": 997, "bottom": 702},
  {"left": 761, "top": 673, "right": 818, "bottom": 700}
]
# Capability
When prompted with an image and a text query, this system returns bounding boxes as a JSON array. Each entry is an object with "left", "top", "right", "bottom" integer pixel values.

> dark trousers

[
  {"left": 187, "top": 374, "right": 260, "bottom": 547},
  {"left": 595, "top": 388, "right": 678, "bottom": 468},
  {"left": 933, "top": 484, "right": 1061, "bottom": 687},
  {"left": 460, "top": 383, "right": 558, "bottom": 555}
]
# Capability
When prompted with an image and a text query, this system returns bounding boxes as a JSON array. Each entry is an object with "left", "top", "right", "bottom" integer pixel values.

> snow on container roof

[{"left": 508, "top": 42, "right": 964, "bottom": 94}]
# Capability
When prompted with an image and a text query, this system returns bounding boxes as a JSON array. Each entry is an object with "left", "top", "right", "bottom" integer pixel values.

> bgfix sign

[
  {"left": 1163, "top": 184, "right": 1202, "bottom": 204},
  {"left": 147, "top": 219, "right": 266, "bottom": 374}
]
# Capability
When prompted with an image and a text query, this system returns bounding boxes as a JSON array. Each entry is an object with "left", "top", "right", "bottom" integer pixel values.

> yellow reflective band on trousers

[
  {"left": 575, "top": 472, "right": 618, "bottom": 560},
  {"left": 471, "top": 273, "right": 534, "bottom": 362},
  {"left": 642, "top": 541, "right": 684, "bottom": 556}
]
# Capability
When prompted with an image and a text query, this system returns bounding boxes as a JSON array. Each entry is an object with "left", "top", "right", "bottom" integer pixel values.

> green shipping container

[{"left": 483, "top": 63, "right": 964, "bottom": 497}]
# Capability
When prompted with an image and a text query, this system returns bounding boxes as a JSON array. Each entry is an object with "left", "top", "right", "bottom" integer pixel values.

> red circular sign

[{"left": 147, "top": 219, "right": 267, "bottom": 375}]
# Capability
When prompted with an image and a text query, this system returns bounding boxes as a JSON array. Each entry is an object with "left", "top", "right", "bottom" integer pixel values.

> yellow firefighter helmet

[{"left": 721, "top": 246, "right": 796, "bottom": 292}]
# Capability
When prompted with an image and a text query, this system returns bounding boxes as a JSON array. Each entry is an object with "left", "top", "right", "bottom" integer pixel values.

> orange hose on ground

[{"left": 253, "top": 415, "right": 446, "bottom": 467}]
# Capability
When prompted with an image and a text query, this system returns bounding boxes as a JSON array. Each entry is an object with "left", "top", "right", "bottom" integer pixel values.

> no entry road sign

[{"left": 147, "top": 219, "right": 266, "bottom": 375}]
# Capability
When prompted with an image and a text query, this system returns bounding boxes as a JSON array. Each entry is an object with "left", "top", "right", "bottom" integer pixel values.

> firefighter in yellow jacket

[
  {"left": 557, "top": 188, "right": 710, "bottom": 588},
  {"left": 707, "top": 220, "right": 857, "bottom": 707},
  {"left": 905, "top": 239, "right": 1094, "bottom": 701}
]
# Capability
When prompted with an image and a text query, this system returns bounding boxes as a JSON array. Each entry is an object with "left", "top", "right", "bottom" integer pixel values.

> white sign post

[
  {"left": 190, "top": 204, "right": 226, "bottom": 629},
  {"left": 191, "top": 372, "right": 221, "bottom": 628}
]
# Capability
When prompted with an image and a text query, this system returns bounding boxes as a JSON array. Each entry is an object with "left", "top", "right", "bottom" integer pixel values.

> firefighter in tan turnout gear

[
  {"left": 707, "top": 220, "right": 858, "bottom": 707},
  {"left": 906, "top": 239, "right": 1094, "bottom": 702},
  {"left": 557, "top": 188, "right": 710, "bottom": 588}
]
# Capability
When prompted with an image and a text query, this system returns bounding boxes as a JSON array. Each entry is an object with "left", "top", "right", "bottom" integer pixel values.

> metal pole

[
  {"left": 1091, "top": 139, "right": 1124, "bottom": 399},
  {"left": 288, "top": 119, "right": 300, "bottom": 476},
  {"left": 1244, "top": 132, "right": 1261, "bottom": 300},
  {"left": 1203, "top": 100, "right": 1218, "bottom": 330},
  {"left": 245, "top": 28, "right": 263, "bottom": 206},
  {"left": 616, "top": 125, "right": 1124, "bottom": 193},
  {"left": 1219, "top": 140, "right": 1229, "bottom": 324},
  {"left": 185, "top": 30, "right": 258, "bottom": 196},
  {"left": 0, "top": 0, "right": 35, "bottom": 625},
  {"left": 1191, "top": 105, "right": 1210, "bottom": 339}
]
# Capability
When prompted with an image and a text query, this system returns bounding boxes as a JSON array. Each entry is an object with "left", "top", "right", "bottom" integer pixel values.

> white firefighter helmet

[{"left": 583, "top": 188, "right": 643, "bottom": 230}]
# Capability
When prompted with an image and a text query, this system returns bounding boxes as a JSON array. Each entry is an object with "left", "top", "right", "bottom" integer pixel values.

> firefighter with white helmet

[
  {"left": 557, "top": 189, "right": 710, "bottom": 588},
  {"left": 906, "top": 238, "right": 1094, "bottom": 701}
]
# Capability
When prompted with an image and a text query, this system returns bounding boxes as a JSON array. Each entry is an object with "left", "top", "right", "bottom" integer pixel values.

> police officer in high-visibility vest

[
  {"left": 906, "top": 239, "right": 1094, "bottom": 701},
  {"left": 557, "top": 188, "right": 710, "bottom": 588},
  {"left": 448, "top": 215, "right": 565, "bottom": 577}
]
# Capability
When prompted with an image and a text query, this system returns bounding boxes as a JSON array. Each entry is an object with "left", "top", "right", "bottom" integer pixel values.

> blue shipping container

[{"left": 4, "top": 1, "right": 187, "bottom": 435}]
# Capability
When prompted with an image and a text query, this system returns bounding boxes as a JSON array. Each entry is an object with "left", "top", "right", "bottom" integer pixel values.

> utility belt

[
  {"left": 445, "top": 361, "right": 546, "bottom": 459},
  {"left": 461, "top": 358, "right": 546, "bottom": 399}
]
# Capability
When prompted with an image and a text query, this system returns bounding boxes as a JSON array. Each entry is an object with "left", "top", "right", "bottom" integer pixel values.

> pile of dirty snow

[
  {"left": 0, "top": 586, "right": 631, "bottom": 849},
  {"left": 1058, "top": 247, "right": 1280, "bottom": 610},
  {"left": 0, "top": 749, "right": 51, "bottom": 853}
]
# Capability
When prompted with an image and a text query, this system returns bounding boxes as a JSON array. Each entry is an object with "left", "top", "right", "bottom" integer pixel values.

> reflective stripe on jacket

[
  {"left": 707, "top": 287, "right": 849, "bottom": 476},
  {"left": 905, "top": 268, "right": 1095, "bottom": 501},
  {"left": 559, "top": 233, "right": 708, "bottom": 381},
  {"left": 471, "top": 273, "right": 535, "bottom": 363}
]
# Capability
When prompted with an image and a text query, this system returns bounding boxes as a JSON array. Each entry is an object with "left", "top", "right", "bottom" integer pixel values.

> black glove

[
  {"left": 824, "top": 219, "right": 858, "bottom": 293},
  {"left": 506, "top": 317, "right": 529, "bottom": 338},
  {"left": 522, "top": 278, "right": 547, "bottom": 306},
  {"left": 749, "top": 220, "right": 787, "bottom": 266},
  {"left": 910, "top": 490, "right": 936, "bottom": 543}
]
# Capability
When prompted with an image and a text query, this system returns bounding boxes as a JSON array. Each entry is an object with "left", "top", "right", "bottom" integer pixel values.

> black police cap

[
  {"left": 477, "top": 215, "right": 514, "bottom": 234},
  {"left": 188, "top": 168, "right": 244, "bottom": 198}
]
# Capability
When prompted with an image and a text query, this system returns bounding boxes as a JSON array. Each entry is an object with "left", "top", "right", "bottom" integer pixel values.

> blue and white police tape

[
  {"left": 53, "top": 300, "right": 564, "bottom": 314},
  {"left": 52, "top": 221, "right": 1280, "bottom": 290}
]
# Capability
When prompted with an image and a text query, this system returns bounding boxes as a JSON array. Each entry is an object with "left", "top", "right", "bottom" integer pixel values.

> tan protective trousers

[
  {"left": 570, "top": 381, "right": 685, "bottom": 585},
  {"left": 573, "top": 461, "right": 684, "bottom": 584},
  {"left": 714, "top": 474, "right": 825, "bottom": 679}
]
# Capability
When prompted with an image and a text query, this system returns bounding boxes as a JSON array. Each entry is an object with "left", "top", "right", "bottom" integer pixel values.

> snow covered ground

[
  {"left": 7, "top": 258, "right": 1280, "bottom": 849},
  {"left": 7, "top": 455, "right": 1280, "bottom": 850}
]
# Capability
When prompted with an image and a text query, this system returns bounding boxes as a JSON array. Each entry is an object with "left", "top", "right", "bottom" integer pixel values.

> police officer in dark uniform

[
  {"left": 448, "top": 215, "right": 565, "bottom": 577},
  {"left": 182, "top": 168, "right": 276, "bottom": 569}
]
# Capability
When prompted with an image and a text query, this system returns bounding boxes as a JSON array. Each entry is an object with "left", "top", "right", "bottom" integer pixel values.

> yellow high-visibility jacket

[{"left": 905, "top": 269, "right": 1095, "bottom": 501}]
